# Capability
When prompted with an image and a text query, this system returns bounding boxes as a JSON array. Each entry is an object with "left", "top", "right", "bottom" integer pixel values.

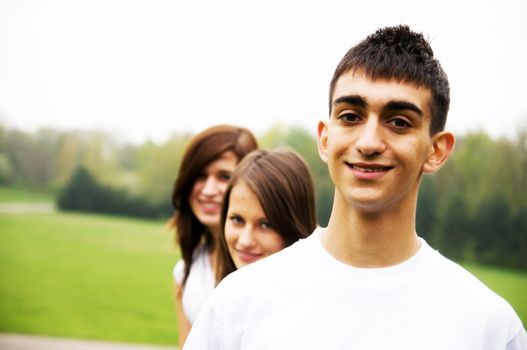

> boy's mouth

[{"left": 346, "top": 163, "right": 393, "bottom": 172}]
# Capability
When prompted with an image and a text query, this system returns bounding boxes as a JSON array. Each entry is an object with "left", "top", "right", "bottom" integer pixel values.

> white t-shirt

[
  {"left": 173, "top": 244, "right": 215, "bottom": 324},
  {"left": 184, "top": 228, "right": 527, "bottom": 349}
]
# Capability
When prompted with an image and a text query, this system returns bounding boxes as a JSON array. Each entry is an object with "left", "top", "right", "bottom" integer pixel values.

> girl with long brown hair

[
  {"left": 215, "top": 148, "right": 317, "bottom": 283},
  {"left": 171, "top": 124, "right": 257, "bottom": 346}
]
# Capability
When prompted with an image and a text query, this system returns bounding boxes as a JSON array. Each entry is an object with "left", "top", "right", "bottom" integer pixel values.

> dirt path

[{"left": 0, "top": 333, "right": 177, "bottom": 350}]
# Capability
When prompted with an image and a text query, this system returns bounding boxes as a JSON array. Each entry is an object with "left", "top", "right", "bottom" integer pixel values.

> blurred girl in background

[{"left": 170, "top": 124, "right": 258, "bottom": 346}]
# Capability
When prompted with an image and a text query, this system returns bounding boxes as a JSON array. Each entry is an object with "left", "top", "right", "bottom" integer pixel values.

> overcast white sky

[{"left": 1, "top": 0, "right": 526, "bottom": 143}]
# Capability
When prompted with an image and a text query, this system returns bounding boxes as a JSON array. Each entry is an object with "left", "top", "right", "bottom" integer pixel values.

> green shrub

[{"left": 58, "top": 167, "right": 172, "bottom": 219}]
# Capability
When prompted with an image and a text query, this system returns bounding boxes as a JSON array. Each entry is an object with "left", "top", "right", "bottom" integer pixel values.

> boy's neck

[{"left": 322, "top": 194, "right": 421, "bottom": 268}]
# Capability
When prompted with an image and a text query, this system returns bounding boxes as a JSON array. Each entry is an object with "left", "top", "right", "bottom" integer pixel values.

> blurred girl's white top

[{"left": 173, "top": 244, "right": 215, "bottom": 324}]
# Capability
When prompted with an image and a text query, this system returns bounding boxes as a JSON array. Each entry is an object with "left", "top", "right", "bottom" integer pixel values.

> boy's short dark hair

[{"left": 329, "top": 25, "right": 450, "bottom": 134}]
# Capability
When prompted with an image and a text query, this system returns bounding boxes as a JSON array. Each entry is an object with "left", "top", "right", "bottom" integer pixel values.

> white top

[
  {"left": 184, "top": 228, "right": 527, "bottom": 349},
  {"left": 173, "top": 244, "right": 215, "bottom": 324}
]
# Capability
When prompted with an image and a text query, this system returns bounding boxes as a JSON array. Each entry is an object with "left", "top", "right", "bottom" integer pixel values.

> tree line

[{"left": 1, "top": 124, "right": 525, "bottom": 270}]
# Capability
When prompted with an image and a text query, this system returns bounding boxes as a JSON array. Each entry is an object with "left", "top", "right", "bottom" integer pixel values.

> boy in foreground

[{"left": 183, "top": 25, "right": 526, "bottom": 349}]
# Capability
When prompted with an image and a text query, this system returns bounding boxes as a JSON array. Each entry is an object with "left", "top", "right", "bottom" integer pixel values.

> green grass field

[
  {"left": 0, "top": 211, "right": 180, "bottom": 346},
  {"left": 0, "top": 189, "right": 525, "bottom": 345},
  {"left": 0, "top": 186, "right": 54, "bottom": 203}
]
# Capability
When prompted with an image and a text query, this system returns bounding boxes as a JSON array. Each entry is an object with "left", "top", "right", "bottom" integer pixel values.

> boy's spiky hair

[{"left": 329, "top": 25, "right": 450, "bottom": 134}]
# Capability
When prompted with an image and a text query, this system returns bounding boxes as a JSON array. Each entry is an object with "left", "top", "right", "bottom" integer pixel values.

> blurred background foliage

[{"left": 0, "top": 123, "right": 526, "bottom": 270}]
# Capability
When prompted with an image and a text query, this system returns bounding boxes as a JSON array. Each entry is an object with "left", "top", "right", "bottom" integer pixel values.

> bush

[
  {"left": 0, "top": 153, "right": 14, "bottom": 185},
  {"left": 58, "top": 167, "right": 173, "bottom": 219}
]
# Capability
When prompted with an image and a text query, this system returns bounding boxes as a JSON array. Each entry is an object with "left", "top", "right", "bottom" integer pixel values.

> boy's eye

[
  {"left": 339, "top": 112, "right": 361, "bottom": 123},
  {"left": 389, "top": 118, "right": 410, "bottom": 129}
]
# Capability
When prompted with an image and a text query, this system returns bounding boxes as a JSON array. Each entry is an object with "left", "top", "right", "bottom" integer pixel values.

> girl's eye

[
  {"left": 229, "top": 215, "right": 243, "bottom": 225},
  {"left": 195, "top": 174, "right": 207, "bottom": 183},
  {"left": 218, "top": 173, "right": 231, "bottom": 182},
  {"left": 260, "top": 220, "right": 273, "bottom": 230}
]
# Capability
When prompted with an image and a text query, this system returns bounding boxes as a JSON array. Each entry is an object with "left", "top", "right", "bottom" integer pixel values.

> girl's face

[
  {"left": 224, "top": 181, "right": 285, "bottom": 268},
  {"left": 189, "top": 151, "right": 238, "bottom": 234}
]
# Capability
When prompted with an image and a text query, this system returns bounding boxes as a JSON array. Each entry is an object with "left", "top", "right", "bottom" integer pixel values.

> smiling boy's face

[{"left": 318, "top": 70, "right": 439, "bottom": 213}]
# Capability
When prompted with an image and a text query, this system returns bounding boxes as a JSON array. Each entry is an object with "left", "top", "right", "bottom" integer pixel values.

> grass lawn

[
  {"left": 0, "top": 209, "right": 525, "bottom": 345},
  {"left": 0, "top": 186, "right": 54, "bottom": 203},
  {"left": 0, "top": 211, "right": 180, "bottom": 346}
]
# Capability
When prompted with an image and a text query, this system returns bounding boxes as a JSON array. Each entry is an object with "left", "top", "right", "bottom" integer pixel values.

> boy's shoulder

[
  {"left": 225, "top": 232, "right": 314, "bottom": 281},
  {"left": 430, "top": 246, "right": 520, "bottom": 321},
  {"left": 211, "top": 231, "right": 318, "bottom": 307}
]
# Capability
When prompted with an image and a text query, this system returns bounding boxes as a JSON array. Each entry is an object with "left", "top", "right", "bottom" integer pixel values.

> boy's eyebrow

[
  {"left": 332, "top": 96, "right": 425, "bottom": 117},
  {"left": 384, "top": 101, "right": 424, "bottom": 117},
  {"left": 332, "top": 95, "right": 367, "bottom": 108}
]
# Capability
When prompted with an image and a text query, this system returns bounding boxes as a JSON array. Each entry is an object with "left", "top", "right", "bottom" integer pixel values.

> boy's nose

[{"left": 355, "top": 118, "right": 386, "bottom": 156}]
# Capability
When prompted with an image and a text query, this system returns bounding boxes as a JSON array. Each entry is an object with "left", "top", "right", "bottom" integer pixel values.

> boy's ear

[
  {"left": 423, "top": 131, "right": 455, "bottom": 174},
  {"left": 317, "top": 120, "right": 329, "bottom": 163}
]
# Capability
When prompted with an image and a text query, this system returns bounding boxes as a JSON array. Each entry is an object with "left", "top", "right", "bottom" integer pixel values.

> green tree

[
  {"left": 0, "top": 153, "right": 14, "bottom": 185},
  {"left": 58, "top": 166, "right": 102, "bottom": 211},
  {"left": 132, "top": 135, "right": 189, "bottom": 204},
  {"left": 4, "top": 128, "right": 59, "bottom": 190},
  {"left": 416, "top": 176, "right": 437, "bottom": 242},
  {"left": 52, "top": 132, "right": 82, "bottom": 190}
]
